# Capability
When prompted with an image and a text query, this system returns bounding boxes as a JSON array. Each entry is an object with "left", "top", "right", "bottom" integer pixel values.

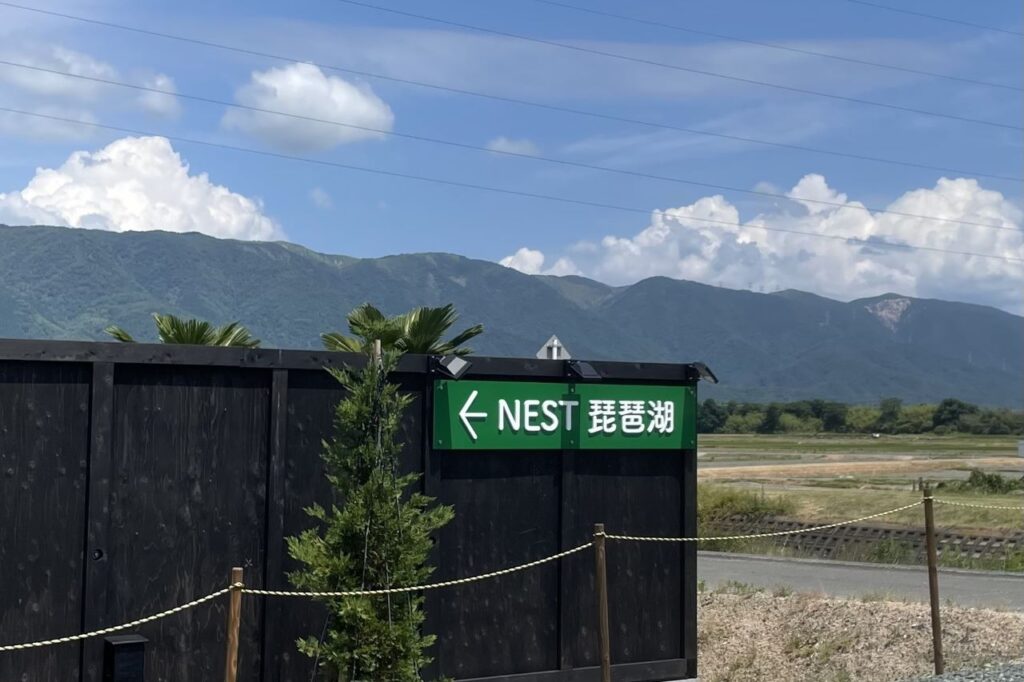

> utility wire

[
  {"left": 530, "top": 0, "right": 1021, "bottom": 92},
  {"left": 3, "top": 58, "right": 1019, "bottom": 234},
  {"left": 840, "top": 0, "right": 1024, "bottom": 37},
  {"left": 0, "top": 107, "right": 1020, "bottom": 265},
  {"left": 331, "top": 0, "right": 1022, "bottom": 131},
  {"left": 0, "top": 2, "right": 1016, "bottom": 183}
]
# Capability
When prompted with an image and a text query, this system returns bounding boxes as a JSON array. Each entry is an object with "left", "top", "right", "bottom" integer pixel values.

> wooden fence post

[
  {"left": 593, "top": 524, "right": 611, "bottom": 682},
  {"left": 922, "top": 487, "right": 944, "bottom": 675},
  {"left": 224, "top": 567, "right": 244, "bottom": 682}
]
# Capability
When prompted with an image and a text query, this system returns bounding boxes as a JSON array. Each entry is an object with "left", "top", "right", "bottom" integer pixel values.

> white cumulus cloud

[
  {"left": 0, "top": 45, "right": 186, "bottom": 133},
  {"left": 486, "top": 136, "right": 540, "bottom": 156},
  {"left": 516, "top": 175, "right": 1024, "bottom": 312},
  {"left": 222, "top": 62, "right": 394, "bottom": 151},
  {"left": 500, "top": 247, "right": 580, "bottom": 277},
  {"left": 785, "top": 173, "right": 849, "bottom": 214},
  {"left": 137, "top": 73, "right": 181, "bottom": 118},
  {"left": 0, "top": 136, "right": 280, "bottom": 240},
  {"left": 0, "top": 46, "right": 117, "bottom": 100}
]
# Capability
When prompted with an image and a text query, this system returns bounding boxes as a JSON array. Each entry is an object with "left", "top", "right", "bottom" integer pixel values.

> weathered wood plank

[
  {"left": 105, "top": 365, "right": 270, "bottom": 682},
  {"left": 260, "top": 369, "right": 288, "bottom": 682},
  {"left": 81, "top": 362, "right": 115, "bottom": 681},
  {"left": 436, "top": 452, "right": 562, "bottom": 679},
  {"left": 567, "top": 452, "right": 684, "bottom": 667},
  {"left": 0, "top": 361, "right": 91, "bottom": 681}
]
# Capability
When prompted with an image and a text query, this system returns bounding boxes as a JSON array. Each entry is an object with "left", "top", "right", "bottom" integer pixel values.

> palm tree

[
  {"left": 105, "top": 313, "right": 261, "bottom": 347},
  {"left": 322, "top": 303, "right": 483, "bottom": 356}
]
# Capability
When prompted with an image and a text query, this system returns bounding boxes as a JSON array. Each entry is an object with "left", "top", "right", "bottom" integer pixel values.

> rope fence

[
  {"left": 0, "top": 586, "right": 233, "bottom": 652},
  {"left": 933, "top": 498, "right": 1024, "bottom": 511},
  {"left": 1, "top": 496, "right": 1018, "bottom": 656},
  {"left": 242, "top": 541, "right": 593, "bottom": 598},
  {"left": 603, "top": 501, "right": 925, "bottom": 542}
]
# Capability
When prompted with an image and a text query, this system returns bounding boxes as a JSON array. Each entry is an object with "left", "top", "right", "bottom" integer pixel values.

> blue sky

[{"left": 0, "top": 0, "right": 1021, "bottom": 309}]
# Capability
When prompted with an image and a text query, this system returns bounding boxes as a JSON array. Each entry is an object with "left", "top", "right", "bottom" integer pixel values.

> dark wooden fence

[{"left": 0, "top": 340, "right": 698, "bottom": 681}]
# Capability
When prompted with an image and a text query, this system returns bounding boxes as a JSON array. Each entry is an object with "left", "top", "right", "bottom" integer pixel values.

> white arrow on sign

[{"left": 458, "top": 389, "right": 488, "bottom": 441}]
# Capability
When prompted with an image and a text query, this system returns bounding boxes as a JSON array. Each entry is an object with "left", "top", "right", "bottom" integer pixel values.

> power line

[
  {"left": 840, "top": 0, "right": 1024, "bottom": 37},
  {"left": 0, "top": 3, "right": 1016, "bottom": 183},
  {"left": 3, "top": 58, "right": 1019, "bottom": 234},
  {"left": 530, "top": 0, "right": 1021, "bottom": 92},
  {"left": 331, "top": 0, "right": 1022, "bottom": 131},
  {"left": 0, "top": 107, "right": 1020, "bottom": 265}
]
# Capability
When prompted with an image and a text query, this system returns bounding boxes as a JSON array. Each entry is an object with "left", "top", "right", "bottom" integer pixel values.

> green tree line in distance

[{"left": 698, "top": 397, "right": 1024, "bottom": 436}]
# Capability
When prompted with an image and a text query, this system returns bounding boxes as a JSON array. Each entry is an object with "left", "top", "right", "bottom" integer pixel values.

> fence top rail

[{"left": 0, "top": 338, "right": 703, "bottom": 382}]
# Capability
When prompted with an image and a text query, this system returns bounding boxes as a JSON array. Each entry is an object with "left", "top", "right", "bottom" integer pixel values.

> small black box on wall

[{"left": 103, "top": 635, "right": 147, "bottom": 682}]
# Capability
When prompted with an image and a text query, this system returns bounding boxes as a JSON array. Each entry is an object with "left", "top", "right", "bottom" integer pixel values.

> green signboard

[{"left": 433, "top": 379, "right": 696, "bottom": 450}]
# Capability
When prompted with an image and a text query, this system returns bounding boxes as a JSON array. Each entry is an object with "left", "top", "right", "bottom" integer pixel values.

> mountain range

[{"left": 1, "top": 224, "right": 1021, "bottom": 406}]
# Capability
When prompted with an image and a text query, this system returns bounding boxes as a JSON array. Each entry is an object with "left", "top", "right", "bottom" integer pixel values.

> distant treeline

[{"left": 698, "top": 398, "right": 1024, "bottom": 435}]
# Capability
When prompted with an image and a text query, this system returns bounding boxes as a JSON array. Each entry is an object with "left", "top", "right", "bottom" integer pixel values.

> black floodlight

[
  {"left": 693, "top": 362, "right": 719, "bottom": 384},
  {"left": 103, "top": 634, "right": 148, "bottom": 682},
  {"left": 567, "top": 359, "right": 602, "bottom": 380},
  {"left": 435, "top": 354, "right": 472, "bottom": 380}
]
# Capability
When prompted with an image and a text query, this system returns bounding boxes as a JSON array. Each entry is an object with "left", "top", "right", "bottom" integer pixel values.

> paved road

[{"left": 698, "top": 552, "right": 1024, "bottom": 610}]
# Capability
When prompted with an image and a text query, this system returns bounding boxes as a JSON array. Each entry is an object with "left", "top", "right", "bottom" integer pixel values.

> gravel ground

[
  {"left": 698, "top": 590, "right": 1024, "bottom": 682},
  {"left": 911, "top": 661, "right": 1024, "bottom": 681}
]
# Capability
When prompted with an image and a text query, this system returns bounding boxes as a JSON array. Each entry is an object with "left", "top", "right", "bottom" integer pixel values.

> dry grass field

[
  {"left": 698, "top": 588, "right": 1024, "bottom": 682},
  {"left": 697, "top": 434, "right": 1023, "bottom": 532}
]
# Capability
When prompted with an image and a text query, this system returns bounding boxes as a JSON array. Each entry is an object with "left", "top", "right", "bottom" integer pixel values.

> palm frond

[
  {"left": 104, "top": 325, "right": 137, "bottom": 343},
  {"left": 148, "top": 313, "right": 260, "bottom": 346},
  {"left": 153, "top": 313, "right": 213, "bottom": 345},
  {"left": 212, "top": 321, "right": 261, "bottom": 348},
  {"left": 340, "top": 303, "right": 404, "bottom": 349},
  {"left": 345, "top": 303, "right": 388, "bottom": 337},
  {"left": 400, "top": 304, "right": 483, "bottom": 355},
  {"left": 399, "top": 305, "right": 459, "bottom": 354},
  {"left": 442, "top": 323, "right": 485, "bottom": 356},
  {"left": 325, "top": 302, "right": 483, "bottom": 356},
  {"left": 321, "top": 332, "right": 367, "bottom": 353}
]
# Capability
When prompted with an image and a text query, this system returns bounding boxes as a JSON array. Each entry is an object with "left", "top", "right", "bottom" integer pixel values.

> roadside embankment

[{"left": 698, "top": 590, "right": 1024, "bottom": 682}]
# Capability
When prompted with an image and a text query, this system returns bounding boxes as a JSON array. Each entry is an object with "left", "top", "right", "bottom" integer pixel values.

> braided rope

[
  {"left": 244, "top": 541, "right": 593, "bottom": 598},
  {"left": 10, "top": 498, "right": 1013, "bottom": 652},
  {"left": 933, "top": 498, "right": 1024, "bottom": 511},
  {"left": 0, "top": 586, "right": 234, "bottom": 652},
  {"left": 603, "top": 501, "right": 924, "bottom": 542}
]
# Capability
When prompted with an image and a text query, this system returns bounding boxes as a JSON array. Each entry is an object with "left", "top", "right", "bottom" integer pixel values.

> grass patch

[
  {"left": 938, "top": 549, "right": 1024, "bottom": 572},
  {"left": 937, "top": 469, "right": 1024, "bottom": 495},
  {"left": 783, "top": 632, "right": 816, "bottom": 659},
  {"left": 803, "top": 476, "right": 917, "bottom": 490},
  {"left": 859, "top": 590, "right": 910, "bottom": 604},
  {"left": 699, "top": 483, "right": 795, "bottom": 524},
  {"left": 699, "top": 484, "right": 797, "bottom": 552},
  {"left": 713, "top": 580, "right": 763, "bottom": 596},
  {"left": 700, "top": 433, "right": 1020, "bottom": 455},
  {"left": 748, "top": 486, "right": 1022, "bottom": 532}
]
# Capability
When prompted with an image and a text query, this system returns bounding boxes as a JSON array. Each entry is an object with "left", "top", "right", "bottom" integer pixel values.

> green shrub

[
  {"left": 723, "top": 412, "right": 764, "bottom": 433},
  {"left": 698, "top": 484, "right": 795, "bottom": 526},
  {"left": 937, "top": 469, "right": 1024, "bottom": 494},
  {"left": 286, "top": 352, "right": 454, "bottom": 680},
  {"left": 779, "top": 413, "right": 823, "bottom": 433}
]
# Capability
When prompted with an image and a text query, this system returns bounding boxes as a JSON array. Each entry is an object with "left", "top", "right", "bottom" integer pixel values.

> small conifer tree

[{"left": 287, "top": 349, "right": 454, "bottom": 680}]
